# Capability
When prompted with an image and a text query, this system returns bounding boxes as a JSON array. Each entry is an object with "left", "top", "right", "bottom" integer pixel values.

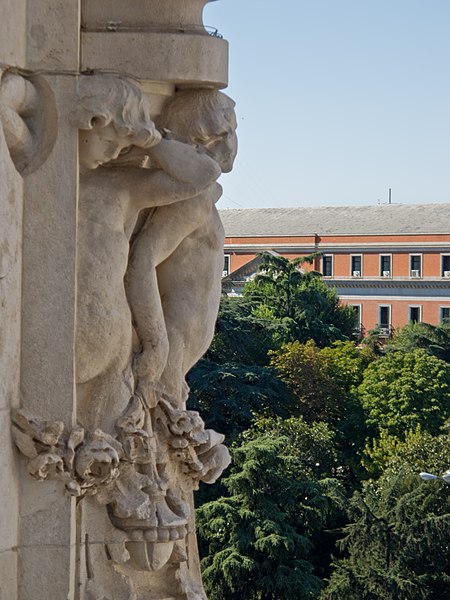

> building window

[
  {"left": 409, "top": 306, "right": 421, "bottom": 323},
  {"left": 322, "top": 255, "right": 333, "bottom": 277},
  {"left": 441, "top": 255, "right": 450, "bottom": 278},
  {"left": 350, "top": 304, "right": 362, "bottom": 334},
  {"left": 380, "top": 255, "right": 391, "bottom": 277},
  {"left": 410, "top": 254, "right": 422, "bottom": 277},
  {"left": 440, "top": 307, "right": 450, "bottom": 324},
  {"left": 223, "top": 255, "right": 230, "bottom": 277},
  {"left": 351, "top": 255, "right": 362, "bottom": 277},
  {"left": 378, "top": 305, "right": 391, "bottom": 336}
]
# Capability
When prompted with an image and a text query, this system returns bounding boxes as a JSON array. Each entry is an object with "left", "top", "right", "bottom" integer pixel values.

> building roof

[{"left": 219, "top": 204, "right": 450, "bottom": 237}]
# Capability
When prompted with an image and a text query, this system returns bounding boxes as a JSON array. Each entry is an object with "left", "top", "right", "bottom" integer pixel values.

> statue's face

[
  {"left": 202, "top": 109, "right": 238, "bottom": 173},
  {"left": 78, "top": 122, "right": 132, "bottom": 169}
]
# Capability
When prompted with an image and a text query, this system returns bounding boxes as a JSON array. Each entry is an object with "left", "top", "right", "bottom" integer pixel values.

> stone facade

[
  {"left": 220, "top": 205, "right": 450, "bottom": 335},
  {"left": 0, "top": 2, "right": 235, "bottom": 598}
]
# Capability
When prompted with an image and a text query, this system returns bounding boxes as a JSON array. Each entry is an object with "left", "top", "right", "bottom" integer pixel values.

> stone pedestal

[{"left": 0, "top": 2, "right": 234, "bottom": 598}]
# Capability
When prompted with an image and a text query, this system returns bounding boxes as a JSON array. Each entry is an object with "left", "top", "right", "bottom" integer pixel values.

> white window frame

[
  {"left": 223, "top": 254, "right": 231, "bottom": 278},
  {"left": 409, "top": 253, "right": 422, "bottom": 278},
  {"left": 408, "top": 305, "right": 422, "bottom": 323},
  {"left": 379, "top": 254, "right": 392, "bottom": 278},
  {"left": 350, "top": 254, "right": 363, "bottom": 278},
  {"left": 322, "top": 254, "right": 333, "bottom": 277},
  {"left": 441, "top": 254, "right": 450, "bottom": 278},
  {"left": 378, "top": 304, "right": 392, "bottom": 336},
  {"left": 349, "top": 303, "right": 362, "bottom": 331},
  {"left": 439, "top": 305, "right": 450, "bottom": 324}
]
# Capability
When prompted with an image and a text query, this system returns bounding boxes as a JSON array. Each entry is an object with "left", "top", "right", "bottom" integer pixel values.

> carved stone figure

[
  {"left": 2, "top": 3, "right": 233, "bottom": 599},
  {"left": 75, "top": 76, "right": 222, "bottom": 432},
  {"left": 0, "top": 72, "right": 57, "bottom": 174},
  {"left": 11, "top": 394, "right": 227, "bottom": 579},
  {"left": 9, "top": 74, "right": 234, "bottom": 597},
  {"left": 72, "top": 76, "right": 232, "bottom": 593},
  {"left": 126, "top": 89, "right": 238, "bottom": 407}
]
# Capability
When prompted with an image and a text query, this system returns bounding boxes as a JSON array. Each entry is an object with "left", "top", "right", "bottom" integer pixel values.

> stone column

[
  {"left": 1, "top": 1, "right": 234, "bottom": 599},
  {"left": 1, "top": 2, "right": 80, "bottom": 599}
]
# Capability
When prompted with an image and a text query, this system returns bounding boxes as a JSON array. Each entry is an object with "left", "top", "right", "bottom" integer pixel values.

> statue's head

[
  {"left": 158, "top": 89, "right": 238, "bottom": 173},
  {"left": 76, "top": 76, "right": 161, "bottom": 169}
]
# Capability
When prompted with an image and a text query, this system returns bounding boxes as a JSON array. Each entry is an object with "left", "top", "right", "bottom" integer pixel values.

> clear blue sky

[{"left": 204, "top": 0, "right": 450, "bottom": 209}]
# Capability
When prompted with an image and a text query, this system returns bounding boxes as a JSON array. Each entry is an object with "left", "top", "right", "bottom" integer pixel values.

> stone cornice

[
  {"left": 328, "top": 279, "right": 450, "bottom": 290},
  {"left": 224, "top": 242, "right": 450, "bottom": 254}
]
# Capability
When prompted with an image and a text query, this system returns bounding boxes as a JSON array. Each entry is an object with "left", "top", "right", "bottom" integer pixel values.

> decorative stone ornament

[
  {"left": 0, "top": 2, "right": 235, "bottom": 599},
  {"left": 0, "top": 72, "right": 57, "bottom": 174},
  {"left": 12, "top": 394, "right": 230, "bottom": 572}
]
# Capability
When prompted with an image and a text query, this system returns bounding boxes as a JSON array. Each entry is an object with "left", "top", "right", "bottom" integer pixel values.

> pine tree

[
  {"left": 321, "top": 432, "right": 450, "bottom": 600},
  {"left": 197, "top": 433, "right": 344, "bottom": 600}
]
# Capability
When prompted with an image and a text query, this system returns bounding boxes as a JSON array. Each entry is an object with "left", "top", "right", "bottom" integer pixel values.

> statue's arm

[{"left": 127, "top": 138, "right": 221, "bottom": 207}]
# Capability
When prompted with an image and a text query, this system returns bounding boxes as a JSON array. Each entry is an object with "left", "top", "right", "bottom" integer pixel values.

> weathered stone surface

[
  {"left": 0, "top": 65, "right": 22, "bottom": 600},
  {"left": 0, "top": 550, "right": 18, "bottom": 600},
  {"left": 1, "top": 2, "right": 236, "bottom": 597},
  {"left": 0, "top": 0, "right": 26, "bottom": 67},
  {"left": 81, "top": 32, "right": 228, "bottom": 87},
  {"left": 0, "top": 408, "right": 19, "bottom": 552},
  {"left": 0, "top": 89, "right": 22, "bottom": 414},
  {"left": 82, "top": 0, "right": 210, "bottom": 30},
  {"left": 25, "top": 0, "right": 80, "bottom": 70}
]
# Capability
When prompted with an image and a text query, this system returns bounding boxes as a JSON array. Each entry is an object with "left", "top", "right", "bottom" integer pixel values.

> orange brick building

[{"left": 220, "top": 204, "right": 450, "bottom": 336}]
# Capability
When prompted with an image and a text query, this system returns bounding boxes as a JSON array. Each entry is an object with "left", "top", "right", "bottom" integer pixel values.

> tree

[
  {"left": 269, "top": 340, "right": 374, "bottom": 482},
  {"left": 387, "top": 321, "right": 450, "bottom": 363},
  {"left": 243, "top": 415, "right": 339, "bottom": 480},
  {"left": 206, "top": 296, "right": 285, "bottom": 366},
  {"left": 321, "top": 431, "right": 450, "bottom": 600},
  {"left": 358, "top": 348, "right": 450, "bottom": 439},
  {"left": 243, "top": 253, "right": 358, "bottom": 347},
  {"left": 270, "top": 340, "right": 341, "bottom": 423},
  {"left": 197, "top": 431, "right": 344, "bottom": 600},
  {"left": 187, "top": 359, "right": 294, "bottom": 440}
]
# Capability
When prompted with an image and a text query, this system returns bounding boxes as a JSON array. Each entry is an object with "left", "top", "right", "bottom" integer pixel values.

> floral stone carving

[{"left": 12, "top": 392, "right": 230, "bottom": 573}]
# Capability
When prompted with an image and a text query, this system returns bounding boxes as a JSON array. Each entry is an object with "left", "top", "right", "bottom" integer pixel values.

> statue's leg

[
  {"left": 156, "top": 207, "right": 224, "bottom": 406},
  {"left": 127, "top": 261, "right": 170, "bottom": 407},
  {"left": 75, "top": 291, "right": 134, "bottom": 432},
  {"left": 127, "top": 196, "right": 213, "bottom": 407}
]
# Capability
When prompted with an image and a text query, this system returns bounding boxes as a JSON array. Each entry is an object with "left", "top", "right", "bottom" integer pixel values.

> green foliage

[
  {"left": 187, "top": 271, "right": 449, "bottom": 597},
  {"left": 243, "top": 253, "right": 358, "bottom": 347},
  {"left": 187, "top": 359, "right": 294, "bottom": 440},
  {"left": 388, "top": 321, "right": 450, "bottom": 362},
  {"left": 197, "top": 433, "right": 344, "bottom": 600},
  {"left": 358, "top": 348, "right": 450, "bottom": 438},
  {"left": 244, "top": 415, "right": 339, "bottom": 479},
  {"left": 270, "top": 340, "right": 374, "bottom": 482},
  {"left": 362, "top": 428, "right": 419, "bottom": 476},
  {"left": 320, "top": 341, "right": 376, "bottom": 393},
  {"left": 206, "top": 296, "right": 286, "bottom": 366},
  {"left": 360, "top": 327, "right": 386, "bottom": 356},
  {"left": 270, "top": 340, "right": 342, "bottom": 423},
  {"left": 321, "top": 431, "right": 450, "bottom": 600}
]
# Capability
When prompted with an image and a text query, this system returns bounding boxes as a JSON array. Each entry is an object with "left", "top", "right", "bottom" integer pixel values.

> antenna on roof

[{"left": 388, "top": 188, "right": 392, "bottom": 204}]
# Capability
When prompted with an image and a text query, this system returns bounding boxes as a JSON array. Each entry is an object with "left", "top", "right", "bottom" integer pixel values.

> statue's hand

[{"left": 147, "top": 138, "right": 221, "bottom": 179}]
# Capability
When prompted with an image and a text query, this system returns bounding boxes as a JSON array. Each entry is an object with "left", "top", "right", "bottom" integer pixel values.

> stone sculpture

[
  {"left": 0, "top": 72, "right": 57, "bottom": 174},
  {"left": 127, "top": 89, "right": 238, "bottom": 408},
  {"left": 1, "top": 2, "right": 233, "bottom": 598},
  {"left": 75, "top": 75, "right": 222, "bottom": 432},
  {"left": 7, "top": 73, "right": 235, "bottom": 599}
]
